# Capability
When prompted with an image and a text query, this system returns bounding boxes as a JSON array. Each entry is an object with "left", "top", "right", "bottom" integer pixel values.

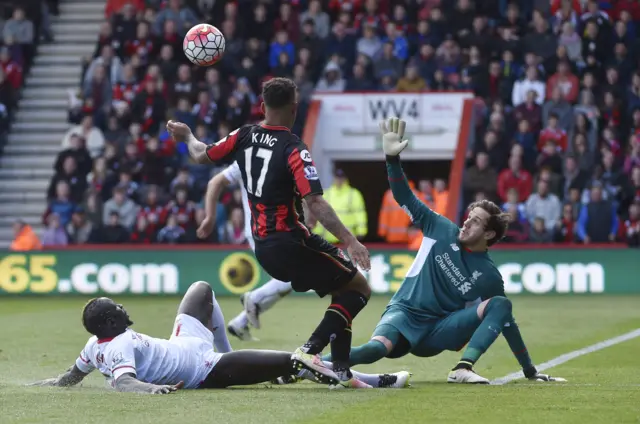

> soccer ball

[{"left": 183, "top": 24, "right": 225, "bottom": 66}]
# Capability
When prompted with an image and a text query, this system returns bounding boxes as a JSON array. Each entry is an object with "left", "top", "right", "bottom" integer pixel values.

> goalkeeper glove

[
  {"left": 523, "top": 366, "right": 567, "bottom": 382},
  {"left": 379, "top": 117, "right": 409, "bottom": 157}
]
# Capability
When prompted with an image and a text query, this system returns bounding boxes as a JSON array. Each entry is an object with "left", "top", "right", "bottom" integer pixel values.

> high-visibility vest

[
  {"left": 10, "top": 225, "right": 42, "bottom": 251},
  {"left": 313, "top": 183, "right": 367, "bottom": 243},
  {"left": 378, "top": 182, "right": 429, "bottom": 244}
]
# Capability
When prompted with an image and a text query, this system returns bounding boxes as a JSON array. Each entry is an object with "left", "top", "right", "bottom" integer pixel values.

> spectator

[
  {"left": 153, "top": 0, "right": 197, "bottom": 36},
  {"left": 382, "top": 22, "right": 409, "bottom": 61},
  {"left": 535, "top": 166, "right": 563, "bottom": 199},
  {"left": 55, "top": 134, "right": 93, "bottom": 179},
  {"left": 526, "top": 179, "right": 562, "bottom": 233},
  {"left": 620, "top": 203, "right": 640, "bottom": 247},
  {"left": 157, "top": 214, "right": 185, "bottom": 243},
  {"left": 522, "top": 12, "right": 558, "bottom": 60},
  {"left": 433, "top": 179, "right": 448, "bottom": 216},
  {"left": 269, "top": 30, "right": 295, "bottom": 70},
  {"left": 131, "top": 79, "right": 167, "bottom": 136},
  {"left": 555, "top": 203, "right": 577, "bottom": 243},
  {"left": 102, "top": 185, "right": 139, "bottom": 229},
  {"left": 537, "top": 141, "right": 564, "bottom": 175},
  {"left": 66, "top": 207, "right": 93, "bottom": 245},
  {"left": 378, "top": 179, "right": 423, "bottom": 244},
  {"left": 502, "top": 188, "right": 527, "bottom": 222},
  {"left": 562, "top": 155, "right": 589, "bottom": 199},
  {"left": 314, "top": 169, "right": 367, "bottom": 243},
  {"left": 529, "top": 217, "right": 554, "bottom": 243},
  {"left": 572, "top": 133, "right": 595, "bottom": 172},
  {"left": 577, "top": 183, "right": 618, "bottom": 243},
  {"left": 514, "top": 90, "right": 543, "bottom": 133},
  {"left": 410, "top": 43, "right": 438, "bottom": 84},
  {"left": 84, "top": 45, "right": 124, "bottom": 88},
  {"left": 131, "top": 214, "right": 155, "bottom": 244},
  {"left": 558, "top": 21, "right": 583, "bottom": 63},
  {"left": 464, "top": 152, "right": 498, "bottom": 202},
  {"left": 162, "top": 187, "right": 196, "bottom": 230},
  {"left": 316, "top": 61, "right": 346, "bottom": 92},
  {"left": 300, "top": 0, "right": 331, "bottom": 39},
  {"left": 357, "top": 24, "right": 382, "bottom": 60},
  {"left": 62, "top": 115, "right": 105, "bottom": 158},
  {"left": 396, "top": 65, "right": 427, "bottom": 92},
  {"left": 502, "top": 204, "right": 529, "bottom": 243},
  {"left": 47, "top": 156, "right": 86, "bottom": 203},
  {"left": 3, "top": 7, "right": 34, "bottom": 46},
  {"left": 538, "top": 113, "right": 568, "bottom": 152},
  {"left": 222, "top": 207, "right": 247, "bottom": 245},
  {"left": 546, "top": 60, "right": 580, "bottom": 103},
  {"left": 10, "top": 220, "right": 41, "bottom": 251},
  {"left": 41, "top": 213, "right": 68, "bottom": 247},
  {"left": 512, "top": 66, "right": 546, "bottom": 107},
  {"left": 90, "top": 211, "right": 131, "bottom": 243},
  {"left": 0, "top": 47, "right": 22, "bottom": 90},
  {"left": 498, "top": 155, "right": 533, "bottom": 203},
  {"left": 543, "top": 86, "right": 574, "bottom": 131},
  {"left": 375, "top": 41, "right": 403, "bottom": 82}
]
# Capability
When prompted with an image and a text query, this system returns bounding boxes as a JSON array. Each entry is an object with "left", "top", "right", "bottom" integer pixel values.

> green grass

[{"left": 1, "top": 296, "right": 640, "bottom": 424}]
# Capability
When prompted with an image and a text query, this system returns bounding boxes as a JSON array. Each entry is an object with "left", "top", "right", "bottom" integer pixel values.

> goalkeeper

[{"left": 324, "top": 118, "right": 566, "bottom": 384}]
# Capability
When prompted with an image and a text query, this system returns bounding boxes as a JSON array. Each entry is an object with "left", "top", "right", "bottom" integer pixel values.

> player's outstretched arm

[
  {"left": 197, "top": 170, "right": 232, "bottom": 239},
  {"left": 114, "top": 373, "right": 184, "bottom": 394},
  {"left": 380, "top": 118, "right": 432, "bottom": 228},
  {"left": 503, "top": 318, "right": 566, "bottom": 382},
  {"left": 166, "top": 120, "right": 210, "bottom": 164},
  {"left": 27, "top": 365, "right": 88, "bottom": 387}
]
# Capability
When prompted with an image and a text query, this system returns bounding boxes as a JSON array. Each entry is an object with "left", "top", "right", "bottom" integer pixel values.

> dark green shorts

[{"left": 372, "top": 305, "right": 481, "bottom": 358}]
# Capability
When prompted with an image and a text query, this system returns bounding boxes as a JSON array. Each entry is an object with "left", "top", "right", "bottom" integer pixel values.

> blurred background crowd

[{"left": 9, "top": 0, "right": 640, "bottom": 249}]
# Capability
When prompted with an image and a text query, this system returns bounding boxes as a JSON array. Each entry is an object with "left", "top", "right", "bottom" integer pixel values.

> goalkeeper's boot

[
  {"left": 378, "top": 371, "right": 412, "bottom": 388},
  {"left": 447, "top": 368, "right": 489, "bottom": 384},
  {"left": 291, "top": 348, "right": 340, "bottom": 385},
  {"left": 329, "top": 368, "right": 373, "bottom": 390}
]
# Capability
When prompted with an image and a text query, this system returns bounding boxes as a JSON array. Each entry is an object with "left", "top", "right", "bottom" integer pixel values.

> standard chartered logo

[
  {"left": 59, "top": 263, "right": 179, "bottom": 294},
  {"left": 499, "top": 262, "right": 604, "bottom": 294}
]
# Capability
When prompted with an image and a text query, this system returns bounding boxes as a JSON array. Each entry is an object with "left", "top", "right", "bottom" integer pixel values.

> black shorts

[{"left": 254, "top": 233, "right": 358, "bottom": 298}]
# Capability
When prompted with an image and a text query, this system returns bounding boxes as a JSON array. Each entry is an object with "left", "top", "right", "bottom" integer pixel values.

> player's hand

[
  {"left": 149, "top": 381, "right": 184, "bottom": 394},
  {"left": 26, "top": 378, "right": 60, "bottom": 387},
  {"left": 379, "top": 117, "right": 408, "bottom": 157},
  {"left": 197, "top": 216, "right": 215, "bottom": 239},
  {"left": 528, "top": 373, "right": 567, "bottom": 382},
  {"left": 346, "top": 239, "right": 371, "bottom": 271},
  {"left": 166, "top": 120, "right": 193, "bottom": 143}
]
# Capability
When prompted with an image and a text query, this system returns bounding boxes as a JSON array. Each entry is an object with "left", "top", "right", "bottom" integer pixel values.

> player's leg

[
  {"left": 227, "top": 298, "right": 255, "bottom": 341},
  {"left": 243, "top": 277, "right": 292, "bottom": 329},
  {"left": 294, "top": 235, "right": 372, "bottom": 385},
  {"left": 200, "top": 349, "right": 341, "bottom": 388},
  {"left": 174, "top": 281, "right": 232, "bottom": 353}
]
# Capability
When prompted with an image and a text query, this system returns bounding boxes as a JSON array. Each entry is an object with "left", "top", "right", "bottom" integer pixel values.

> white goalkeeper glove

[
  {"left": 524, "top": 366, "right": 567, "bottom": 382},
  {"left": 379, "top": 117, "right": 409, "bottom": 157}
]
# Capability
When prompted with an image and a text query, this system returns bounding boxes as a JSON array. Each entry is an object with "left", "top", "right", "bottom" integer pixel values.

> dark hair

[
  {"left": 262, "top": 77, "right": 297, "bottom": 109},
  {"left": 82, "top": 298, "right": 102, "bottom": 335},
  {"left": 467, "top": 200, "right": 509, "bottom": 246}
]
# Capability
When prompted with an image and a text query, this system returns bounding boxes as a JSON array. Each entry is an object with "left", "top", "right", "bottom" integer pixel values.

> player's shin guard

[
  {"left": 302, "top": 290, "right": 369, "bottom": 357},
  {"left": 455, "top": 296, "right": 512, "bottom": 370}
]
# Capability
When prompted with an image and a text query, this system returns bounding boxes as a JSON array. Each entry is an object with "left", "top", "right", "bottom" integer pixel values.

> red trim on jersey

[
  {"left": 287, "top": 148, "right": 313, "bottom": 197},
  {"left": 274, "top": 204, "right": 289, "bottom": 232},
  {"left": 79, "top": 355, "right": 90, "bottom": 364},
  {"left": 97, "top": 337, "right": 115, "bottom": 344},
  {"left": 248, "top": 199, "right": 257, "bottom": 236},
  {"left": 255, "top": 203, "right": 268, "bottom": 237},
  {"left": 330, "top": 303, "right": 353, "bottom": 323},
  {"left": 175, "top": 323, "right": 182, "bottom": 337},
  {"left": 260, "top": 123, "right": 291, "bottom": 132},
  {"left": 292, "top": 199, "right": 310, "bottom": 236},
  {"left": 206, "top": 129, "right": 240, "bottom": 162},
  {"left": 112, "top": 365, "right": 136, "bottom": 374}
]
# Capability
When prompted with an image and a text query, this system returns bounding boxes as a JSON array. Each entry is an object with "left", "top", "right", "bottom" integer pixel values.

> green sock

[
  {"left": 322, "top": 340, "right": 388, "bottom": 366},
  {"left": 458, "top": 297, "right": 513, "bottom": 366}
]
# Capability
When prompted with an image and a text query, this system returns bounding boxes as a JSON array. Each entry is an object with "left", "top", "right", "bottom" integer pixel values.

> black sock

[
  {"left": 302, "top": 291, "right": 368, "bottom": 355},
  {"left": 452, "top": 359, "right": 475, "bottom": 371},
  {"left": 331, "top": 327, "right": 353, "bottom": 379}
]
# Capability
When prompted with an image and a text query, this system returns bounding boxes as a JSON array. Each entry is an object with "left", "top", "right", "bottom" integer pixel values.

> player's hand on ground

[
  {"left": 528, "top": 373, "right": 567, "bottom": 382},
  {"left": 347, "top": 239, "right": 371, "bottom": 271},
  {"left": 26, "top": 378, "right": 60, "bottom": 387},
  {"left": 379, "top": 117, "right": 408, "bottom": 157},
  {"left": 166, "top": 120, "right": 193, "bottom": 143},
  {"left": 197, "top": 216, "right": 215, "bottom": 239},
  {"left": 149, "top": 381, "right": 184, "bottom": 394}
]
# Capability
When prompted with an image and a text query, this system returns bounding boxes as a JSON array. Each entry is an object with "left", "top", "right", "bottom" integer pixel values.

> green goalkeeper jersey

[{"left": 385, "top": 157, "right": 506, "bottom": 319}]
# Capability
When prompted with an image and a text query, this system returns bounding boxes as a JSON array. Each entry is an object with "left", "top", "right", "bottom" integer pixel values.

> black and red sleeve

[
  {"left": 287, "top": 144, "right": 323, "bottom": 198},
  {"left": 205, "top": 127, "right": 242, "bottom": 163}
]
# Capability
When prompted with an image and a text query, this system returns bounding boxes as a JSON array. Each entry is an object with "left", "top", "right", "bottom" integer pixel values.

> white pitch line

[{"left": 491, "top": 328, "right": 640, "bottom": 385}]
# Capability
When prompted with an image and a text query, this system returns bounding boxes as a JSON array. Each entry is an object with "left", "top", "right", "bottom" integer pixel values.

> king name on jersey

[{"left": 252, "top": 133, "right": 277, "bottom": 147}]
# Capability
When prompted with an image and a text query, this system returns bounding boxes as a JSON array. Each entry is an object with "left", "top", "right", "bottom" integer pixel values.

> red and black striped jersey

[{"left": 206, "top": 123, "right": 323, "bottom": 240}]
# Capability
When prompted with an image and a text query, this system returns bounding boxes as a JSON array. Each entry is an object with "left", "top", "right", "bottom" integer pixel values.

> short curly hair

[
  {"left": 467, "top": 200, "right": 509, "bottom": 246},
  {"left": 262, "top": 77, "right": 297, "bottom": 109}
]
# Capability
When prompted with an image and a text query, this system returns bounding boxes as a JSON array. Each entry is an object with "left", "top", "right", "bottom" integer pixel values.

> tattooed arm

[
  {"left": 28, "top": 365, "right": 88, "bottom": 387},
  {"left": 114, "top": 373, "right": 184, "bottom": 394}
]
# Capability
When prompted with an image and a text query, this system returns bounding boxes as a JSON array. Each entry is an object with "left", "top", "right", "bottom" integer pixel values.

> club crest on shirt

[
  {"left": 450, "top": 243, "right": 459, "bottom": 251},
  {"left": 112, "top": 352, "right": 124, "bottom": 366},
  {"left": 304, "top": 166, "right": 319, "bottom": 180}
]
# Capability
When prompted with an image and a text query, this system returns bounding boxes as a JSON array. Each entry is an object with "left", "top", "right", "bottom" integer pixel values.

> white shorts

[{"left": 170, "top": 313, "right": 223, "bottom": 387}]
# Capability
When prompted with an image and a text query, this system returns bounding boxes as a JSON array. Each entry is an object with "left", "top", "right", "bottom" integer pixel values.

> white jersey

[
  {"left": 75, "top": 314, "right": 222, "bottom": 389},
  {"left": 222, "top": 161, "right": 254, "bottom": 250}
]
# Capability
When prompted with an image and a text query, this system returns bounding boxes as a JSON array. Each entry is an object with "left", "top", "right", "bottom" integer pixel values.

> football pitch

[{"left": 1, "top": 295, "right": 639, "bottom": 424}]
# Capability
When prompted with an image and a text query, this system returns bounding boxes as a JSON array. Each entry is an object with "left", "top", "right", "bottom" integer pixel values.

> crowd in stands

[{"left": 32, "top": 0, "right": 639, "bottom": 249}]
